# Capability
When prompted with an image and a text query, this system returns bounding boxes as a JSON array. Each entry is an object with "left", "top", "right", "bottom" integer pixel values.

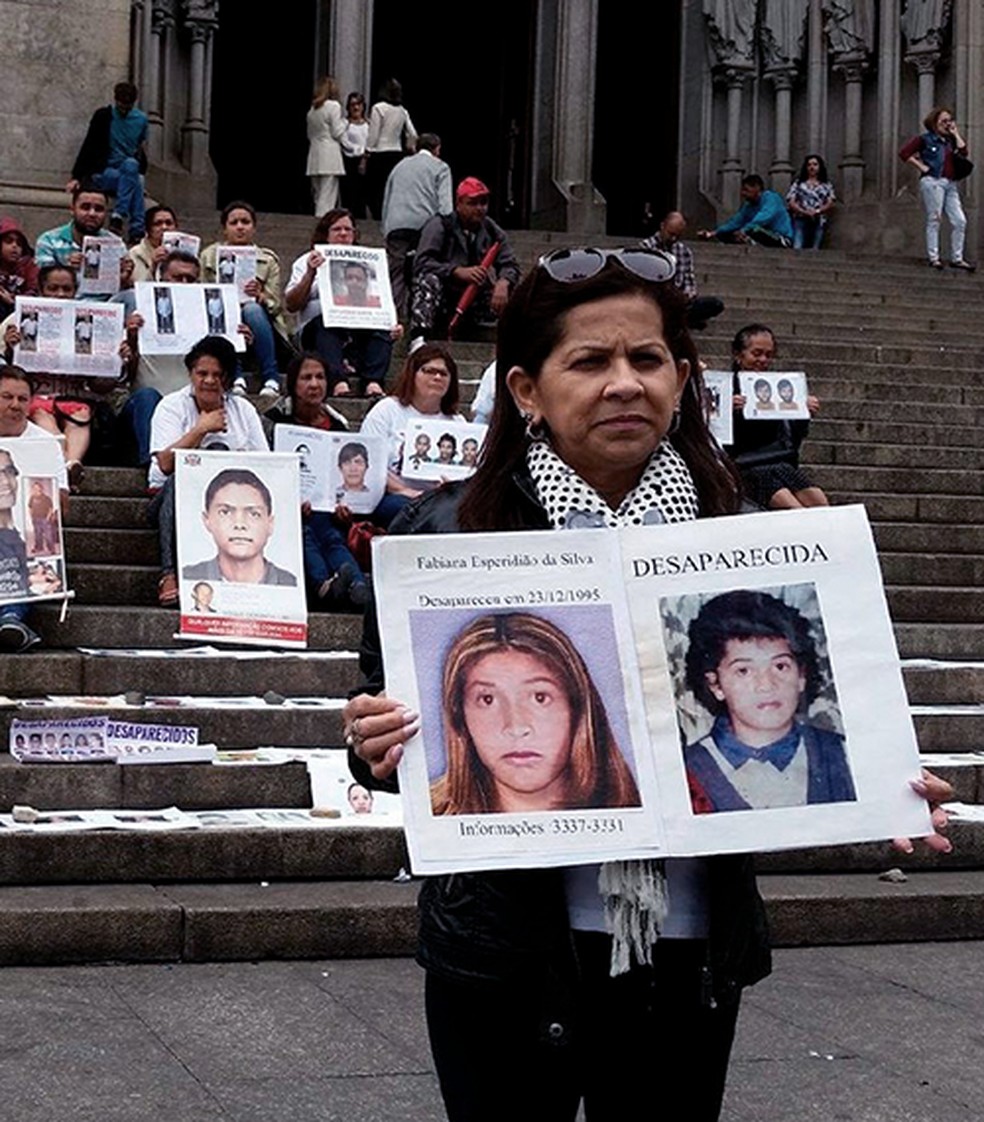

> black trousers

[{"left": 425, "top": 933, "right": 741, "bottom": 1122}]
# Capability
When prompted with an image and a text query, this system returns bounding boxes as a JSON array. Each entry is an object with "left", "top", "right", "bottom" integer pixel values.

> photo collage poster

[
  {"left": 14, "top": 297, "right": 124, "bottom": 380},
  {"left": 78, "top": 235, "right": 124, "bottom": 296},
  {"left": 175, "top": 450, "right": 307, "bottom": 647},
  {"left": 700, "top": 369, "right": 734, "bottom": 446},
  {"left": 316, "top": 245, "right": 397, "bottom": 331},
  {"left": 402, "top": 418, "right": 488, "bottom": 483},
  {"left": 739, "top": 371, "right": 810, "bottom": 420},
  {"left": 161, "top": 231, "right": 202, "bottom": 259},
  {"left": 374, "top": 506, "right": 931, "bottom": 874},
  {"left": 0, "top": 437, "right": 70, "bottom": 608},
  {"left": 272, "top": 424, "right": 387, "bottom": 514},
  {"left": 134, "top": 282, "right": 246, "bottom": 355}
]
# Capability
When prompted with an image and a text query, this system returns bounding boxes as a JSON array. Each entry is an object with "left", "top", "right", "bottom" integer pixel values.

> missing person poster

[
  {"left": 0, "top": 437, "right": 70, "bottom": 608},
  {"left": 316, "top": 245, "right": 396, "bottom": 331},
  {"left": 403, "top": 419, "right": 488, "bottom": 483},
  {"left": 701, "top": 369, "right": 733, "bottom": 446},
  {"left": 78, "top": 235, "right": 124, "bottom": 296},
  {"left": 272, "top": 425, "right": 387, "bottom": 514},
  {"left": 374, "top": 506, "right": 930, "bottom": 874},
  {"left": 739, "top": 371, "right": 810, "bottom": 420},
  {"left": 175, "top": 450, "right": 307, "bottom": 648},
  {"left": 214, "top": 244, "right": 257, "bottom": 302},
  {"left": 134, "top": 282, "right": 245, "bottom": 355},
  {"left": 161, "top": 231, "right": 202, "bottom": 259},
  {"left": 14, "top": 297, "right": 124, "bottom": 379},
  {"left": 9, "top": 716, "right": 206, "bottom": 763}
]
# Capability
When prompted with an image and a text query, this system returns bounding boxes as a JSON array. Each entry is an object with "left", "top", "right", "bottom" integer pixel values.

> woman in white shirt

[
  {"left": 366, "top": 78, "right": 416, "bottom": 219},
  {"left": 306, "top": 76, "right": 346, "bottom": 216},
  {"left": 340, "top": 92, "right": 370, "bottom": 219}
]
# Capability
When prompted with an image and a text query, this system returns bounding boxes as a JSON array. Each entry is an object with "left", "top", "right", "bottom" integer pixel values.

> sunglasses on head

[{"left": 537, "top": 247, "right": 676, "bottom": 284}]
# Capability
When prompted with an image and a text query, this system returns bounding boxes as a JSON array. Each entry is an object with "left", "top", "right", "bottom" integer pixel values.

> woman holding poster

[{"left": 343, "top": 251, "right": 951, "bottom": 1121}]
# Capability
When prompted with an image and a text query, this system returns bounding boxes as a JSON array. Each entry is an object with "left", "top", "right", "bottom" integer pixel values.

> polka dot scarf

[{"left": 526, "top": 436, "right": 699, "bottom": 975}]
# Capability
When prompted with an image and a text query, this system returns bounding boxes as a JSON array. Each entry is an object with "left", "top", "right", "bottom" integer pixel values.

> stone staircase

[{"left": 0, "top": 229, "right": 981, "bottom": 964}]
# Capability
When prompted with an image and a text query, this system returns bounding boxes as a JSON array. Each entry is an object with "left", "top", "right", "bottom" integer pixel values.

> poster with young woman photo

[
  {"left": 373, "top": 529, "right": 667, "bottom": 875},
  {"left": 402, "top": 418, "right": 488, "bottom": 483},
  {"left": 738, "top": 371, "right": 810, "bottom": 420}
]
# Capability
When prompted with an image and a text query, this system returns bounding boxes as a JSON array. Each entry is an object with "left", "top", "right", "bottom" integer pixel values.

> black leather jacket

[{"left": 349, "top": 475, "right": 772, "bottom": 1002}]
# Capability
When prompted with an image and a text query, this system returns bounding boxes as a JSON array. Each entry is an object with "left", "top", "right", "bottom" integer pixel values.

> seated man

[
  {"left": 641, "top": 210, "right": 724, "bottom": 330},
  {"left": 699, "top": 175, "right": 793, "bottom": 248},
  {"left": 146, "top": 335, "right": 268, "bottom": 606},
  {"left": 35, "top": 183, "right": 132, "bottom": 301},
  {"left": 0, "top": 366, "right": 69, "bottom": 652},
  {"left": 410, "top": 177, "right": 520, "bottom": 339},
  {"left": 67, "top": 82, "right": 148, "bottom": 242}
]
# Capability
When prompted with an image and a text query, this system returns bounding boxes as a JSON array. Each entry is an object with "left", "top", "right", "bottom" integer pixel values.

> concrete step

[
  {"left": 64, "top": 526, "right": 157, "bottom": 565},
  {"left": 874, "top": 522, "right": 984, "bottom": 555},
  {"left": 805, "top": 443, "right": 983, "bottom": 471},
  {"left": 887, "top": 586, "right": 984, "bottom": 625},
  {"left": 834, "top": 493, "right": 984, "bottom": 523},
  {"left": 804, "top": 377, "right": 984, "bottom": 406},
  {"left": 895, "top": 623, "right": 984, "bottom": 660},
  {"left": 66, "top": 563, "right": 159, "bottom": 605},
  {"left": 760, "top": 871, "right": 984, "bottom": 946},
  {"left": 3, "top": 649, "right": 358, "bottom": 697},
  {"left": 0, "top": 704, "right": 345, "bottom": 750},
  {"left": 697, "top": 340, "right": 984, "bottom": 371},
  {"left": 0, "top": 754, "right": 312, "bottom": 811},
  {"left": 0, "top": 880, "right": 417, "bottom": 965},
  {"left": 902, "top": 664, "right": 984, "bottom": 705},
  {"left": 33, "top": 604, "right": 362, "bottom": 650},
  {"left": 813, "top": 465, "right": 983, "bottom": 496},
  {"left": 65, "top": 495, "right": 149, "bottom": 530},
  {"left": 911, "top": 706, "right": 984, "bottom": 752},
  {"left": 799, "top": 420, "right": 980, "bottom": 450},
  {"left": 880, "top": 554, "right": 984, "bottom": 586},
  {"left": 77, "top": 466, "right": 147, "bottom": 497}
]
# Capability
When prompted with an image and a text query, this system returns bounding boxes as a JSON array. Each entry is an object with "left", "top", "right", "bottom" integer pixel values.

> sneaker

[
  {"left": 950, "top": 259, "right": 977, "bottom": 272},
  {"left": 929, "top": 259, "right": 944, "bottom": 270},
  {"left": 0, "top": 617, "right": 41, "bottom": 653},
  {"left": 349, "top": 579, "right": 370, "bottom": 610},
  {"left": 231, "top": 378, "right": 248, "bottom": 397},
  {"left": 259, "top": 380, "right": 281, "bottom": 400},
  {"left": 157, "top": 572, "right": 179, "bottom": 607}
]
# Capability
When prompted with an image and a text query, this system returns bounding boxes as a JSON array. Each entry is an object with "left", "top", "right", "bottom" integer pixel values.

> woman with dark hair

[
  {"left": 682, "top": 589, "right": 855, "bottom": 814},
  {"left": 899, "top": 106, "right": 975, "bottom": 270},
  {"left": 340, "top": 93, "right": 370, "bottom": 218},
  {"left": 785, "top": 155, "right": 836, "bottom": 250},
  {"left": 200, "top": 201, "right": 289, "bottom": 399},
  {"left": 264, "top": 352, "right": 348, "bottom": 435},
  {"left": 341, "top": 250, "right": 951, "bottom": 1120},
  {"left": 284, "top": 208, "right": 396, "bottom": 397},
  {"left": 359, "top": 342, "right": 463, "bottom": 524},
  {"left": 365, "top": 78, "right": 416, "bottom": 218},
  {"left": 728, "top": 323, "right": 828, "bottom": 510},
  {"left": 306, "top": 76, "right": 346, "bottom": 216}
]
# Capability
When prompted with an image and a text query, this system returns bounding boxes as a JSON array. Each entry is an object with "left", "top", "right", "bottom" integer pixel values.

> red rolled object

[{"left": 448, "top": 240, "right": 502, "bottom": 338}]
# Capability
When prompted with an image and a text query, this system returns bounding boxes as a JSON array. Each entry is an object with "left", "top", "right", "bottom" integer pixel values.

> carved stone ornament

[
  {"left": 181, "top": 0, "right": 219, "bottom": 29},
  {"left": 822, "top": 0, "right": 876, "bottom": 57},
  {"left": 151, "top": 0, "right": 176, "bottom": 32},
  {"left": 761, "top": 0, "right": 809, "bottom": 70},
  {"left": 901, "top": 0, "right": 952, "bottom": 52},
  {"left": 703, "top": 0, "right": 757, "bottom": 68}
]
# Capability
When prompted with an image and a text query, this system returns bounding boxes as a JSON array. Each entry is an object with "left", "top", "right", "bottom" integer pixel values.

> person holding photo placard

[
  {"left": 200, "top": 202, "right": 289, "bottom": 400},
  {"left": 343, "top": 249, "right": 952, "bottom": 1121}
]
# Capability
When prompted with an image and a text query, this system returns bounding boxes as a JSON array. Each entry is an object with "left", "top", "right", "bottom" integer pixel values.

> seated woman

[
  {"left": 128, "top": 204, "right": 180, "bottom": 282},
  {"left": 729, "top": 323, "right": 828, "bottom": 510},
  {"left": 284, "top": 207, "right": 399, "bottom": 397},
  {"left": 359, "top": 341, "right": 464, "bottom": 527},
  {"left": 265, "top": 352, "right": 368, "bottom": 610},
  {"left": 200, "top": 201, "right": 290, "bottom": 400},
  {"left": 2, "top": 264, "right": 131, "bottom": 490},
  {"left": 146, "top": 335, "right": 268, "bottom": 606}
]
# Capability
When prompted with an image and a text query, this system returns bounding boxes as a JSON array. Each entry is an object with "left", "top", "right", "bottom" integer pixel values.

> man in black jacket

[{"left": 67, "top": 82, "right": 148, "bottom": 242}]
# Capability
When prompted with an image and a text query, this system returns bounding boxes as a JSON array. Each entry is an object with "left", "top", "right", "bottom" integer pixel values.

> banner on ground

[
  {"left": 9, "top": 716, "right": 205, "bottom": 763},
  {"left": 14, "top": 297, "right": 124, "bottom": 379},
  {"left": 316, "top": 245, "right": 396, "bottom": 331},
  {"left": 175, "top": 449, "right": 307, "bottom": 648},
  {"left": 374, "top": 505, "right": 929, "bottom": 875},
  {"left": 273, "top": 425, "right": 387, "bottom": 513},
  {"left": 134, "top": 282, "right": 245, "bottom": 355}
]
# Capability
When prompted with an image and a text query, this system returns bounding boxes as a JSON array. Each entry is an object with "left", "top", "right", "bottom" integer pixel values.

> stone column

[
  {"left": 329, "top": 0, "right": 374, "bottom": 101},
  {"left": 767, "top": 67, "right": 797, "bottom": 191},
  {"left": 131, "top": 0, "right": 146, "bottom": 87},
  {"left": 952, "top": 0, "right": 983, "bottom": 258},
  {"left": 833, "top": 52, "right": 868, "bottom": 201},
  {"left": 806, "top": 0, "right": 826, "bottom": 153},
  {"left": 553, "top": 0, "right": 605, "bottom": 233},
  {"left": 180, "top": 1, "right": 218, "bottom": 175},
  {"left": 907, "top": 50, "right": 940, "bottom": 124},
  {"left": 147, "top": 0, "right": 175, "bottom": 163},
  {"left": 719, "top": 65, "right": 753, "bottom": 212},
  {"left": 877, "top": 0, "right": 901, "bottom": 198}
]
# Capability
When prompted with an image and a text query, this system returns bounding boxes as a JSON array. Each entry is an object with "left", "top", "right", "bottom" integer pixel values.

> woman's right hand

[
  {"left": 343, "top": 692, "right": 420, "bottom": 780},
  {"left": 307, "top": 250, "right": 325, "bottom": 273}
]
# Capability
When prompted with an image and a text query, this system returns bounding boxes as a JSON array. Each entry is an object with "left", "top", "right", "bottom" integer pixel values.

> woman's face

[
  {"left": 294, "top": 359, "right": 328, "bottom": 408},
  {"left": 736, "top": 331, "right": 775, "bottom": 372},
  {"left": 224, "top": 208, "right": 256, "bottom": 245},
  {"left": 806, "top": 157, "right": 820, "bottom": 177},
  {"left": 706, "top": 636, "right": 806, "bottom": 748},
  {"left": 437, "top": 438, "right": 455, "bottom": 463},
  {"left": 508, "top": 294, "right": 688, "bottom": 494},
  {"left": 347, "top": 98, "right": 365, "bottom": 122},
  {"left": 412, "top": 359, "right": 451, "bottom": 413},
  {"left": 190, "top": 355, "right": 226, "bottom": 412},
  {"left": 462, "top": 648, "right": 573, "bottom": 812},
  {"left": 328, "top": 216, "right": 356, "bottom": 245}
]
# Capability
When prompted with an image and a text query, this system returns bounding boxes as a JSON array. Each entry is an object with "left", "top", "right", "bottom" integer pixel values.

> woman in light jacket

[
  {"left": 306, "top": 76, "right": 346, "bottom": 216},
  {"left": 366, "top": 78, "right": 416, "bottom": 218}
]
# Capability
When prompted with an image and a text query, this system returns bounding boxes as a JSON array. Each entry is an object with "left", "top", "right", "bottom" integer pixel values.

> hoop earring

[
  {"left": 667, "top": 407, "right": 682, "bottom": 436},
  {"left": 523, "top": 411, "right": 546, "bottom": 442}
]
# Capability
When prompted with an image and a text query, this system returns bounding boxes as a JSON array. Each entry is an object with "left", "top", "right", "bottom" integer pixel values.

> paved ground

[{"left": 0, "top": 942, "right": 979, "bottom": 1121}]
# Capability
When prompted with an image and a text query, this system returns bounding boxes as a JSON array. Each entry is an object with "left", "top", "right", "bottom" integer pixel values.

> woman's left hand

[
  {"left": 243, "top": 278, "right": 263, "bottom": 300},
  {"left": 893, "top": 769, "right": 953, "bottom": 855}
]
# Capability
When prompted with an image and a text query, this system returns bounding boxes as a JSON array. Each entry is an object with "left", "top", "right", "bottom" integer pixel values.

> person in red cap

[
  {"left": 410, "top": 176, "right": 520, "bottom": 339},
  {"left": 0, "top": 219, "right": 39, "bottom": 313}
]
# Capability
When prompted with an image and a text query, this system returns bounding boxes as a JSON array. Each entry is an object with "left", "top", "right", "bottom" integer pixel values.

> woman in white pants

[
  {"left": 306, "top": 76, "right": 346, "bottom": 216},
  {"left": 899, "top": 107, "right": 975, "bottom": 271}
]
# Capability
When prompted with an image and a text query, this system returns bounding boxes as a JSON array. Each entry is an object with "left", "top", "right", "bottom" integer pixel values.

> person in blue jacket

[{"left": 699, "top": 175, "right": 793, "bottom": 248}]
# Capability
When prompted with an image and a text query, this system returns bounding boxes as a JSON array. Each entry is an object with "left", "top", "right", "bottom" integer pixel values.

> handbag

[
  {"left": 952, "top": 151, "right": 974, "bottom": 181},
  {"left": 346, "top": 519, "right": 385, "bottom": 571}
]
